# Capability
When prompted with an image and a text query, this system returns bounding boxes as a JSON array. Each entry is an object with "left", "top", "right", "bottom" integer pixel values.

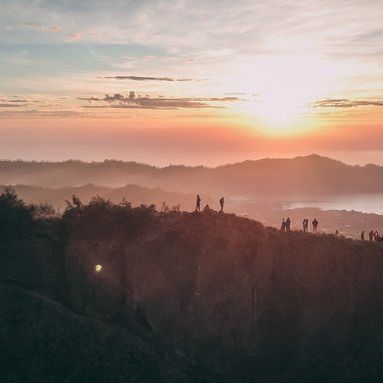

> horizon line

[{"left": 0, "top": 153, "right": 378, "bottom": 169}]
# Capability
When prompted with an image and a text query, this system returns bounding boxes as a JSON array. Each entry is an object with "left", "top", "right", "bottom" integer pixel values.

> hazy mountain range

[{"left": 2, "top": 154, "right": 383, "bottom": 197}]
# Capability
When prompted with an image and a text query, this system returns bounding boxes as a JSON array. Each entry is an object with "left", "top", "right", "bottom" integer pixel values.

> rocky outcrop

[
  {"left": 2, "top": 208, "right": 383, "bottom": 382},
  {"left": 64, "top": 210, "right": 383, "bottom": 381}
]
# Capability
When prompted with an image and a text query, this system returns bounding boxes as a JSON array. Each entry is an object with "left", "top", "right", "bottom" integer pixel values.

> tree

[
  {"left": 65, "top": 194, "right": 82, "bottom": 211},
  {"left": 0, "top": 186, "right": 34, "bottom": 237}
]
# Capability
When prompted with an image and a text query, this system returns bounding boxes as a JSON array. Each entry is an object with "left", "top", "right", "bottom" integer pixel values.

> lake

[{"left": 285, "top": 193, "right": 383, "bottom": 215}]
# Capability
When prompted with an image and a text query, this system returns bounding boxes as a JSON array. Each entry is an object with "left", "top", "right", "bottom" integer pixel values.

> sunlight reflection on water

[{"left": 285, "top": 194, "right": 383, "bottom": 215}]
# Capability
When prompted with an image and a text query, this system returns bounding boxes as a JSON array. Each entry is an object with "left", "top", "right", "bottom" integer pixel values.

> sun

[{"left": 232, "top": 53, "right": 337, "bottom": 133}]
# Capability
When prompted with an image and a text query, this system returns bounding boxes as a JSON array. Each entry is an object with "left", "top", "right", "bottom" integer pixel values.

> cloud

[
  {"left": 79, "top": 92, "right": 239, "bottom": 110},
  {"left": 0, "top": 103, "right": 24, "bottom": 108},
  {"left": 314, "top": 98, "right": 383, "bottom": 108},
  {"left": 24, "top": 22, "right": 60, "bottom": 33},
  {"left": 0, "top": 109, "right": 88, "bottom": 118},
  {"left": 102, "top": 75, "right": 195, "bottom": 82},
  {"left": 6, "top": 99, "right": 31, "bottom": 103},
  {"left": 65, "top": 32, "right": 82, "bottom": 42},
  {"left": 0, "top": 97, "right": 33, "bottom": 107},
  {"left": 0, "top": 96, "right": 37, "bottom": 106}
]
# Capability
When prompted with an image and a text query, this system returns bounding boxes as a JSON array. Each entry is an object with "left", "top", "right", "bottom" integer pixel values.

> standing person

[
  {"left": 286, "top": 217, "right": 291, "bottom": 231},
  {"left": 303, "top": 219, "right": 308, "bottom": 232},
  {"left": 302, "top": 219, "right": 306, "bottom": 232},
  {"left": 280, "top": 218, "right": 286, "bottom": 232},
  {"left": 312, "top": 218, "right": 319, "bottom": 233},
  {"left": 361, "top": 231, "right": 365, "bottom": 240},
  {"left": 195, "top": 194, "right": 201, "bottom": 212},
  {"left": 219, "top": 197, "right": 224, "bottom": 212},
  {"left": 369, "top": 230, "right": 374, "bottom": 241}
]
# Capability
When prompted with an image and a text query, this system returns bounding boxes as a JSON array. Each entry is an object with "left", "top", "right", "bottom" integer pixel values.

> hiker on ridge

[
  {"left": 195, "top": 194, "right": 201, "bottom": 212},
  {"left": 280, "top": 218, "right": 286, "bottom": 232},
  {"left": 369, "top": 230, "right": 374, "bottom": 241},
  {"left": 361, "top": 231, "right": 365, "bottom": 240},
  {"left": 312, "top": 218, "right": 319, "bottom": 233},
  {"left": 219, "top": 197, "right": 224, "bottom": 212},
  {"left": 286, "top": 217, "right": 291, "bottom": 231}
]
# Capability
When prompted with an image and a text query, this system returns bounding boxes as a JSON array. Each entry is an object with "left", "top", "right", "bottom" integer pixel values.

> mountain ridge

[
  {"left": 0, "top": 154, "right": 369, "bottom": 170},
  {"left": 2, "top": 154, "right": 383, "bottom": 196},
  {"left": 2, "top": 193, "right": 383, "bottom": 382}
]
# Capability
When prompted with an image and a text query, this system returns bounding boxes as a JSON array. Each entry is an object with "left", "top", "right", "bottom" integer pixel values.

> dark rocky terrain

[{"left": 1, "top": 191, "right": 383, "bottom": 382}]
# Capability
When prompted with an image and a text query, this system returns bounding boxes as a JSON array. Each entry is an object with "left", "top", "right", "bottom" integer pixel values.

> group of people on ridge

[
  {"left": 194, "top": 198, "right": 380, "bottom": 242},
  {"left": 280, "top": 217, "right": 319, "bottom": 233},
  {"left": 195, "top": 195, "right": 224, "bottom": 212},
  {"left": 364, "top": 230, "right": 383, "bottom": 241}
]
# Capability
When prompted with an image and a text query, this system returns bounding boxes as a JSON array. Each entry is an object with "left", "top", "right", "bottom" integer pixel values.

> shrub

[{"left": 0, "top": 186, "right": 34, "bottom": 238}]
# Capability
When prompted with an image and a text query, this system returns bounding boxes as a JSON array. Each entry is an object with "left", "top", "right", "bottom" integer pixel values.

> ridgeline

[{"left": 1, "top": 191, "right": 383, "bottom": 382}]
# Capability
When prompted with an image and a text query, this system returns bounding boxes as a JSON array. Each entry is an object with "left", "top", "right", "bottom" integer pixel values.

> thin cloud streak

[
  {"left": 23, "top": 22, "right": 61, "bottom": 33},
  {"left": 102, "top": 75, "right": 195, "bottom": 82},
  {"left": 315, "top": 98, "right": 383, "bottom": 108},
  {"left": 79, "top": 92, "right": 239, "bottom": 109}
]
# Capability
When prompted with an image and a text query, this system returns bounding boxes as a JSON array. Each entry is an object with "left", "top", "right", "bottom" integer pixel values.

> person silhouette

[
  {"left": 280, "top": 218, "right": 286, "bottom": 232},
  {"left": 369, "top": 230, "right": 374, "bottom": 241},
  {"left": 195, "top": 194, "right": 201, "bottom": 212},
  {"left": 312, "top": 218, "right": 319, "bottom": 233},
  {"left": 361, "top": 231, "right": 365, "bottom": 240},
  {"left": 286, "top": 217, "right": 291, "bottom": 231},
  {"left": 219, "top": 197, "right": 224, "bottom": 212}
]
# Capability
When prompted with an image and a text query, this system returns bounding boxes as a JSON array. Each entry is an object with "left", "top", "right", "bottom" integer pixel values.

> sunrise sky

[{"left": 1, "top": 0, "right": 383, "bottom": 165}]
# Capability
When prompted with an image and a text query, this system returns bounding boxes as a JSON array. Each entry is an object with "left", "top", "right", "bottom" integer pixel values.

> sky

[{"left": 1, "top": 0, "right": 383, "bottom": 165}]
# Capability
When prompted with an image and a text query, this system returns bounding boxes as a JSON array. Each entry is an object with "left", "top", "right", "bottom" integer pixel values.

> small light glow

[{"left": 95, "top": 264, "right": 103, "bottom": 272}]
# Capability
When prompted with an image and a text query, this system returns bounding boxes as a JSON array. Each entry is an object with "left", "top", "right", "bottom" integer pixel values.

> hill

[
  {"left": 2, "top": 155, "right": 383, "bottom": 197},
  {"left": 0, "top": 283, "right": 187, "bottom": 383},
  {"left": 3, "top": 183, "right": 383, "bottom": 239},
  {"left": 1, "top": 193, "right": 383, "bottom": 381}
]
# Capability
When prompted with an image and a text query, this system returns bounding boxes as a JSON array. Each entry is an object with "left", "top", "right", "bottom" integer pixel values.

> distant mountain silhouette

[{"left": 2, "top": 155, "right": 383, "bottom": 196}]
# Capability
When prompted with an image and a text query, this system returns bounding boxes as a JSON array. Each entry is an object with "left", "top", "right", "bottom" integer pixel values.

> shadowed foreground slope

[
  {"left": 0, "top": 284, "right": 182, "bottom": 383},
  {"left": 1, "top": 198, "right": 383, "bottom": 382}
]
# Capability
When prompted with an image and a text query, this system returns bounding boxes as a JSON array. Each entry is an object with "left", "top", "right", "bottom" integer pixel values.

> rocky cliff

[{"left": 2, "top": 204, "right": 383, "bottom": 382}]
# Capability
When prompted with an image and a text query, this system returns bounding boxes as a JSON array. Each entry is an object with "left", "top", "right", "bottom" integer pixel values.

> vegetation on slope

[{"left": 1, "top": 189, "right": 383, "bottom": 382}]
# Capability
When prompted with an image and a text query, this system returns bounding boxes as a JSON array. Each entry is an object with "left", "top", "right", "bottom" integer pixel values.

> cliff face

[
  {"left": 2, "top": 209, "right": 383, "bottom": 382},
  {"left": 64, "top": 210, "right": 383, "bottom": 382}
]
